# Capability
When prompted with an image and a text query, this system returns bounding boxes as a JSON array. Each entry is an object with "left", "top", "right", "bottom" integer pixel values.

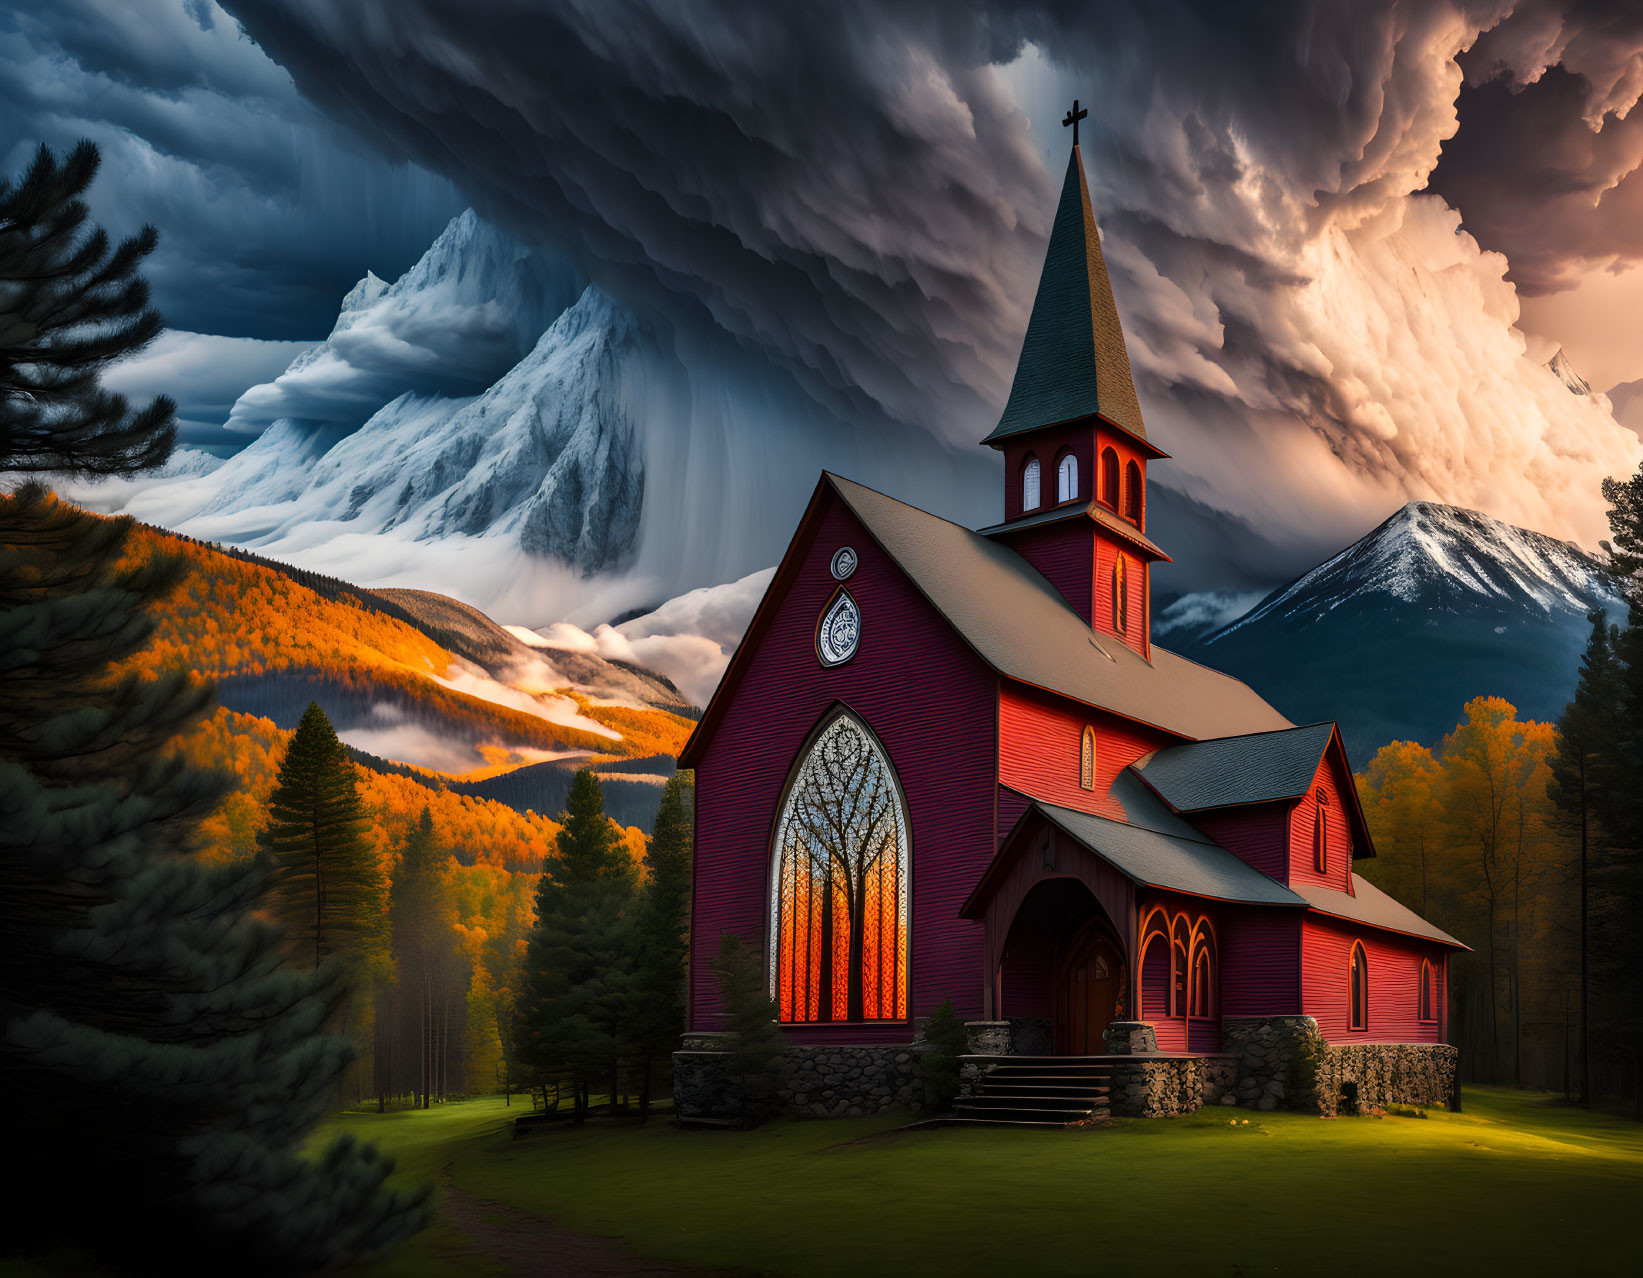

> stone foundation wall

[
  {"left": 673, "top": 1039, "right": 922, "bottom": 1122},
  {"left": 1222, "top": 1016, "right": 1457, "bottom": 1115},
  {"left": 676, "top": 1019, "right": 1456, "bottom": 1123},
  {"left": 1321, "top": 1042, "right": 1457, "bottom": 1114}
]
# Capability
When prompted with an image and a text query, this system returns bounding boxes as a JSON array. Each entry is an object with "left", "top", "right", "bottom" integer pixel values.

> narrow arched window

[
  {"left": 1022, "top": 456, "right": 1041, "bottom": 511},
  {"left": 1418, "top": 959, "right": 1434, "bottom": 1022},
  {"left": 1140, "top": 931, "right": 1171, "bottom": 1020},
  {"left": 1079, "top": 725, "right": 1097, "bottom": 791},
  {"left": 1057, "top": 454, "right": 1078, "bottom": 503},
  {"left": 1124, "top": 460, "right": 1143, "bottom": 522},
  {"left": 1112, "top": 554, "right": 1129, "bottom": 634},
  {"left": 1314, "top": 790, "right": 1329, "bottom": 874},
  {"left": 1350, "top": 943, "right": 1369, "bottom": 1031},
  {"left": 1170, "top": 916, "right": 1191, "bottom": 1018},
  {"left": 770, "top": 712, "right": 909, "bottom": 1023},
  {"left": 1190, "top": 924, "right": 1216, "bottom": 1019},
  {"left": 1101, "top": 447, "right": 1120, "bottom": 506}
]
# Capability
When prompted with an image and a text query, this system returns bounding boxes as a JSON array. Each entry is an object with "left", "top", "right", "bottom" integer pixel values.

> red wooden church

[{"left": 678, "top": 135, "right": 1461, "bottom": 1105}]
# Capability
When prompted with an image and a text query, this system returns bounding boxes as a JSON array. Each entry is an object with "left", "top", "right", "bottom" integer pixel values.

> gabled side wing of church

[{"left": 677, "top": 138, "right": 1463, "bottom": 1121}]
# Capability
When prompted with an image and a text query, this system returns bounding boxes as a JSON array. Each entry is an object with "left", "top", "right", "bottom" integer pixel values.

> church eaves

[{"left": 983, "top": 145, "right": 1147, "bottom": 446}]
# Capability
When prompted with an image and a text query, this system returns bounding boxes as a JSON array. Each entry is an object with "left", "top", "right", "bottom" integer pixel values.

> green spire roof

[{"left": 983, "top": 146, "right": 1146, "bottom": 444}]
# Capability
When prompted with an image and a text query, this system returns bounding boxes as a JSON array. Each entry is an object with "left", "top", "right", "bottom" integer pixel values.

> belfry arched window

[
  {"left": 1112, "top": 554, "right": 1129, "bottom": 634},
  {"left": 769, "top": 711, "right": 909, "bottom": 1023},
  {"left": 1124, "top": 460, "right": 1143, "bottom": 522},
  {"left": 1350, "top": 942, "right": 1369, "bottom": 1031},
  {"left": 1101, "top": 447, "right": 1120, "bottom": 506},
  {"left": 1022, "top": 456, "right": 1041, "bottom": 511},
  {"left": 1057, "top": 454, "right": 1078, "bottom": 503},
  {"left": 1079, "top": 725, "right": 1097, "bottom": 791}
]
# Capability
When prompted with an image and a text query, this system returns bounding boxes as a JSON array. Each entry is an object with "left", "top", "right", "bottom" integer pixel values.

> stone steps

[{"left": 957, "top": 1058, "right": 1115, "bottom": 1129}]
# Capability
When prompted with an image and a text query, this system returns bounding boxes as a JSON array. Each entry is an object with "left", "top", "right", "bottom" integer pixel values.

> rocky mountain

[
  {"left": 70, "top": 210, "right": 992, "bottom": 629},
  {"left": 1180, "top": 501, "right": 1624, "bottom": 761}
]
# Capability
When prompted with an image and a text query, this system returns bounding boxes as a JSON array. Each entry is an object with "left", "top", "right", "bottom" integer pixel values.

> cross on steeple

[{"left": 1062, "top": 98, "right": 1089, "bottom": 148}]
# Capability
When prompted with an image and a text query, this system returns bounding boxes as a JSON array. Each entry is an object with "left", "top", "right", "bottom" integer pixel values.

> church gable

[{"left": 682, "top": 482, "right": 1000, "bottom": 1037}]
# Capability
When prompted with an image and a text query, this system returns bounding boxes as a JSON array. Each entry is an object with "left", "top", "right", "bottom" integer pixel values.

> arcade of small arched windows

[{"left": 1139, "top": 908, "right": 1217, "bottom": 1023}]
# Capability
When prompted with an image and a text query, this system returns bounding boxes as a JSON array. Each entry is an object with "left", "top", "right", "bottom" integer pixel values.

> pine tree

[
  {"left": 1548, "top": 610, "right": 1623, "bottom": 1107},
  {"left": 0, "top": 486, "right": 425, "bottom": 1270},
  {"left": 711, "top": 933, "right": 785, "bottom": 1128},
  {"left": 1, "top": 141, "right": 175, "bottom": 475},
  {"left": 389, "top": 805, "right": 460, "bottom": 1108},
  {"left": 627, "top": 773, "right": 693, "bottom": 1120},
  {"left": 514, "top": 768, "right": 636, "bottom": 1121},
  {"left": 260, "top": 702, "right": 387, "bottom": 972}
]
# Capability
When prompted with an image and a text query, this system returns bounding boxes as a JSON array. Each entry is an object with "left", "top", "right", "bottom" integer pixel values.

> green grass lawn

[{"left": 335, "top": 1088, "right": 1643, "bottom": 1277}]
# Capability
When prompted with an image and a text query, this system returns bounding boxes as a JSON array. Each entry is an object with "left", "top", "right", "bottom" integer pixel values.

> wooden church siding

[
  {"left": 1219, "top": 909, "right": 1302, "bottom": 1017},
  {"left": 1192, "top": 806, "right": 1290, "bottom": 880},
  {"left": 1288, "top": 752, "right": 1356, "bottom": 892},
  {"left": 996, "top": 785, "right": 1031, "bottom": 852},
  {"left": 689, "top": 493, "right": 999, "bottom": 1041},
  {"left": 1092, "top": 539, "right": 1148, "bottom": 656},
  {"left": 998, "top": 524, "right": 1094, "bottom": 621},
  {"left": 997, "top": 683, "right": 1171, "bottom": 819},
  {"left": 1300, "top": 915, "right": 1446, "bottom": 1042}
]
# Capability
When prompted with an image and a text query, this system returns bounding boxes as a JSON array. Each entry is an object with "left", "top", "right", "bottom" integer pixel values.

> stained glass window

[
  {"left": 1080, "top": 725, "right": 1097, "bottom": 791},
  {"left": 1113, "top": 554, "right": 1128, "bottom": 634},
  {"left": 769, "top": 713, "right": 909, "bottom": 1022}
]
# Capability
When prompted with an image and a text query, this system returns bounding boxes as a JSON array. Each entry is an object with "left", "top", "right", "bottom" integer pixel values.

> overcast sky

[{"left": 4, "top": 0, "right": 1641, "bottom": 587}]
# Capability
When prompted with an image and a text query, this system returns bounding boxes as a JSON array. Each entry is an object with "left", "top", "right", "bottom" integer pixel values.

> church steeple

[
  {"left": 983, "top": 144, "right": 1147, "bottom": 446},
  {"left": 978, "top": 126, "right": 1168, "bottom": 662}
]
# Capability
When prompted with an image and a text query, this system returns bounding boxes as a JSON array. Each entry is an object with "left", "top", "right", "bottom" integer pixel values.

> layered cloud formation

[
  {"left": 8, "top": 1, "right": 1642, "bottom": 591},
  {"left": 217, "top": 0, "right": 1640, "bottom": 580}
]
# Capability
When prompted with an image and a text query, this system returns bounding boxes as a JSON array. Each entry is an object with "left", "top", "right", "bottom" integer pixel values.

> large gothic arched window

[{"left": 770, "top": 712, "right": 910, "bottom": 1023}]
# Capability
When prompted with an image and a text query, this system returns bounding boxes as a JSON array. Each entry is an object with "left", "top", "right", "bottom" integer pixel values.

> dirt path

[{"left": 436, "top": 1167, "right": 751, "bottom": 1278}]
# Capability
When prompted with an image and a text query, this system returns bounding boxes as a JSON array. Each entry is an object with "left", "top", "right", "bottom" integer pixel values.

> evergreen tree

[
  {"left": 389, "top": 805, "right": 461, "bottom": 1108},
  {"left": 627, "top": 773, "right": 693, "bottom": 1120},
  {"left": 1, "top": 141, "right": 175, "bottom": 475},
  {"left": 513, "top": 769, "right": 636, "bottom": 1121},
  {"left": 918, "top": 999, "right": 969, "bottom": 1113},
  {"left": 1548, "top": 610, "right": 1623, "bottom": 1107},
  {"left": 711, "top": 933, "right": 785, "bottom": 1128},
  {"left": 260, "top": 702, "right": 387, "bottom": 972},
  {"left": 0, "top": 486, "right": 425, "bottom": 1270}
]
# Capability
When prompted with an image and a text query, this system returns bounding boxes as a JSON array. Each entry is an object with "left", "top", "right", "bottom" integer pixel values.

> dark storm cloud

[
  {"left": 212, "top": 0, "right": 1642, "bottom": 582},
  {"left": 1428, "top": 1, "right": 1643, "bottom": 295},
  {"left": 0, "top": 1, "right": 465, "bottom": 340}
]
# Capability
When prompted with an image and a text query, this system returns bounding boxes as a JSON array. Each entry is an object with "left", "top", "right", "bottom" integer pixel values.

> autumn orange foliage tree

[{"left": 1359, "top": 696, "right": 1572, "bottom": 1089}]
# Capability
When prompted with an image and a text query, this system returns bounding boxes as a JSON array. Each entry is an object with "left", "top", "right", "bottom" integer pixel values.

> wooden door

[{"left": 1055, "top": 925, "right": 1123, "bottom": 1056}]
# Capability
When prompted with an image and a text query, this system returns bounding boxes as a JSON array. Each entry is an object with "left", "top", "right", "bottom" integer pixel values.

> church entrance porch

[{"left": 996, "top": 877, "right": 1129, "bottom": 1056}]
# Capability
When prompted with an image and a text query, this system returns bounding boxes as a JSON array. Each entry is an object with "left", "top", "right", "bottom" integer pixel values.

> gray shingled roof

[
  {"left": 828, "top": 474, "right": 1292, "bottom": 741},
  {"left": 1133, "top": 722, "right": 1337, "bottom": 812},
  {"left": 977, "top": 501, "right": 1172, "bottom": 562},
  {"left": 1033, "top": 800, "right": 1305, "bottom": 907},
  {"left": 1294, "top": 876, "right": 1468, "bottom": 949},
  {"left": 982, "top": 146, "right": 1146, "bottom": 445}
]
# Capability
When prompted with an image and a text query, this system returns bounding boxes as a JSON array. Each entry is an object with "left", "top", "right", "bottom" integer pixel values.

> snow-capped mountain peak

[{"left": 1209, "top": 500, "right": 1619, "bottom": 642}]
